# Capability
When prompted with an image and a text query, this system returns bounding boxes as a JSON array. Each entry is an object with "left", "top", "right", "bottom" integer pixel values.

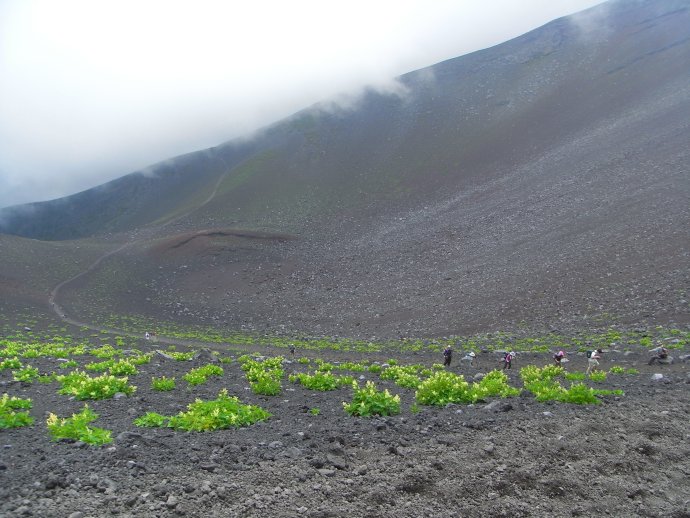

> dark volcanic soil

[{"left": 1, "top": 341, "right": 689, "bottom": 518}]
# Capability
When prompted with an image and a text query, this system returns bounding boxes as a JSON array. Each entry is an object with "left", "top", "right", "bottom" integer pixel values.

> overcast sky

[{"left": 0, "top": 0, "right": 604, "bottom": 209}]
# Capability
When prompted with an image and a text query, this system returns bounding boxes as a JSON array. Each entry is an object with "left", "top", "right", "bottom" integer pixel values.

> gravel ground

[{"left": 1, "top": 341, "right": 689, "bottom": 518}]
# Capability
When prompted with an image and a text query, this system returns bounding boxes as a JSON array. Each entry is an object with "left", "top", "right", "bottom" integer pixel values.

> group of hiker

[{"left": 442, "top": 342, "right": 672, "bottom": 371}]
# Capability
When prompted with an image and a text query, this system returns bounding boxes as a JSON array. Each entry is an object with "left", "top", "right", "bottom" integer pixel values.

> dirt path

[{"left": 46, "top": 152, "right": 234, "bottom": 343}]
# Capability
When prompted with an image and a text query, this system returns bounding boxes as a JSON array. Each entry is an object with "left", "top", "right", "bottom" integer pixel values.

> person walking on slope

[
  {"left": 443, "top": 345, "right": 453, "bottom": 367},
  {"left": 586, "top": 348, "right": 603, "bottom": 374},
  {"left": 648, "top": 344, "right": 669, "bottom": 365},
  {"left": 502, "top": 351, "right": 515, "bottom": 370},
  {"left": 554, "top": 350, "right": 567, "bottom": 367}
]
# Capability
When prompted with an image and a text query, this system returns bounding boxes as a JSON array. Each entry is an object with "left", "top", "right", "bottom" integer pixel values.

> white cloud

[{"left": 0, "top": 0, "right": 603, "bottom": 208}]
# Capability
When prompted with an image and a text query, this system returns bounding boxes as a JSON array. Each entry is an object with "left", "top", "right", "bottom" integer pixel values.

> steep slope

[{"left": 1, "top": 0, "right": 688, "bottom": 337}]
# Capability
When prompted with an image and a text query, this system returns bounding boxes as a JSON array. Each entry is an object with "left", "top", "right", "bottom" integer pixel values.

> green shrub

[
  {"left": 564, "top": 371, "right": 586, "bottom": 381},
  {"left": 84, "top": 359, "right": 113, "bottom": 372},
  {"left": 626, "top": 368, "right": 639, "bottom": 375},
  {"left": 90, "top": 345, "right": 119, "bottom": 359},
  {"left": 58, "top": 360, "right": 78, "bottom": 369},
  {"left": 249, "top": 370, "right": 282, "bottom": 395},
  {"left": 343, "top": 381, "right": 400, "bottom": 417},
  {"left": 134, "top": 412, "right": 168, "bottom": 427},
  {"left": 12, "top": 365, "right": 40, "bottom": 382},
  {"left": 0, "top": 357, "right": 22, "bottom": 370},
  {"left": 559, "top": 383, "right": 600, "bottom": 405},
  {"left": 183, "top": 364, "right": 223, "bottom": 387},
  {"left": 151, "top": 376, "right": 176, "bottom": 391},
  {"left": 415, "top": 371, "right": 472, "bottom": 405},
  {"left": 129, "top": 354, "right": 152, "bottom": 365},
  {"left": 47, "top": 405, "right": 112, "bottom": 445},
  {"left": 170, "top": 351, "right": 196, "bottom": 361},
  {"left": 473, "top": 370, "right": 521, "bottom": 400},
  {"left": 0, "top": 394, "right": 34, "bottom": 429},
  {"left": 290, "top": 371, "right": 338, "bottom": 391},
  {"left": 167, "top": 389, "right": 271, "bottom": 431},
  {"left": 608, "top": 365, "right": 625, "bottom": 374},
  {"left": 109, "top": 360, "right": 138, "bottom": 376},
  {"left": 57, "top": 370, "right": 136, "bottom": 400},
  {"left": 588, "top": 371, "right": 607, "bottom": 382},
  {"left": 367, "top": 364, "right": 382, "bottom": 374},
  {"left": 309, "top": 407, "right": 320, "bottom": 416}
]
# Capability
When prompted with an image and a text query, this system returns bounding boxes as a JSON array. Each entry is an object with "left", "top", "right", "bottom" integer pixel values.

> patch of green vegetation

[
  {"left": 12, "top": 365, "right": 40, "bottom": 383},
  {"left": 164, "top": 389, "right": 271, "bottom": 431},
  {"left": 343, "top": 381, "right": 400, "bottom": 417},
  {"left": 47, "top": 405, "right": 112, "bottom": 445},
  {"left": 0, "top": 394, "right": 34, "bottom": 429},
  {"left": 416, "top": 370, "right": 519, "bottom": 406},
  {"left": 134, "top": 412, "right": 168, "bottom": 427},
  {"left": 183, "top": 364, "right": 223, "bottom": 387},
  {"left": 151, "top": 376, "right": 176, "bottom": 391},
  {"left": 56, "top": 371, "right": 136, "bottom": 400}
]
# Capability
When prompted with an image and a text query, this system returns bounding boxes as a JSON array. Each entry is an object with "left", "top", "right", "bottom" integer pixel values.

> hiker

[
  {"left": 145, "top": 332, "right": 150, "bottom": 340},
  {"left": 554, "top": 350, "right": 567, "bottom": 366},
  {"left": 460, "top": 351, "right": 476, "bottom": 367},
  {"left": 289, "top": 344, "right": 296, "bottom": 357},
  {"left": 648, "top": 345, "right": 669, "bottom": 365},
  {"left": 443, "top": 346, "right": 452, "bottom": 367},
  {"left": 586, "top": 348, "right": 603, "bottom": 374},
  {"left": 502, "top": 351, "right": 515, "bottom": 370}
]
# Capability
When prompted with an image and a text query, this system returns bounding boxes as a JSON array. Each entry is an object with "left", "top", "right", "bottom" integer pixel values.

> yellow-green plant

[
  {"left": 12, "top": 365, "right": 40, "bottom": 383},
  {"left": 343, "top": 381, "right": 400, "bottom": 417},
  {"left": 151, "top": 376, "right": 176, "bottom": 391},
  {"left": 134, "top": 412, "right": 168, "bottom": 427},
  {"left": 47, "top": 405, "right": 112, "bottom": 445},
  {"left": 183, "top": 364, "right": 223, "bottom": 387},
  {"left": 0, "top": 394, "right": 33, "bottom": 429},
  {"left": 166, "top": 389, "right": 271, "bottom": 431},
  {"left": 57, "top": 370, "right": 136, "bottom": 400}
]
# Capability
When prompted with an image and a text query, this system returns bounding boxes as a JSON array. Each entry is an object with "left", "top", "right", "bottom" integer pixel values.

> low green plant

[
  {"left": 170, "top": 351, "right": 196, "bottom": 361},
  {"left": 0, "top": 357, "right": 22, "bottom": 370},
  {"left": 564, "top": 371, "right": 586, "bottom": 381},
  {"left": 367, "top": 364, "right": 382, "bottom": 374},
  {"left": 109, "top": 359, "right": 138, "bottom": 376},
  {"left": 12, "top": 365, "right": 40, "bottom": 382},
  {"left": 415, "top": 371, "right": 472, "bottom": 405},
  {"left": 90, "top": 345, "right": 119, "bottom": 359},
  {"left": 183, "top": 364, "right": 223, "bottom": 387},
  {"left": 85, "top": 359, "right": 114, "bottom": 372},
  {"left": 0, "top": 394, "right": 34, "bottom": 429},
  {"left": 167, "top": 389, "right": 271, "bottom": 431},
  {"left": 250, "top": 370, "right": 282, "bottom": 395},
  {"left": 626, "top": 368, "right": 639, "bottom": 375},
  {"left": 47, "top": 405, "right": 112, "bottom": 445},
  {"left": 57, "top": 370, "right": 136, "bottom": 400},
  {"left": 608, "top": 365, "right": 625, "bottom": 374},
  {"left": 593, "top": 389, "right": 624, "bottom": 396},
  {"left": 290, "top": 371, "right": 339, "bottom": 391},
  {"left": 58, "top": 360, "right": 78, "bottom": 369},
  {"left": 129, "top": 354, "right": 152, "bottom": 365},
  {"left": 297, "top": 357, "right": 310, "bottom": 365},
  {"left": 151, "top": 376, "right": 176, "bottom": 391},
  {"left": 558, "top": 383, "right": 600, "bottom": 404},
  {"left": 343, "top": 381, "right": 400, "bottom": 417},
  {"left": 133, "top": 412, "right": 168, "bottom": 427},
  {"left": 588, "top": 371, "right": 607, "bottom": 382},
  {"left": 309, "top": 407, "right": 321, "bottom": 416},
  {"left": 218, "top": 357, "right": 233, "bottom": 364}
]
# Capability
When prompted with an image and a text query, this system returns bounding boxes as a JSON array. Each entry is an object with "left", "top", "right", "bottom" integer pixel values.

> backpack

[{"left": 586, "top": 350, "right": 593, "bottom": 358}]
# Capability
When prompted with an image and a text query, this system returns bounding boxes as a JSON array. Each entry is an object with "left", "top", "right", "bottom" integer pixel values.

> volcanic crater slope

[{"left": 1, "top": 0, "right": 689, "bottom": 340}]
